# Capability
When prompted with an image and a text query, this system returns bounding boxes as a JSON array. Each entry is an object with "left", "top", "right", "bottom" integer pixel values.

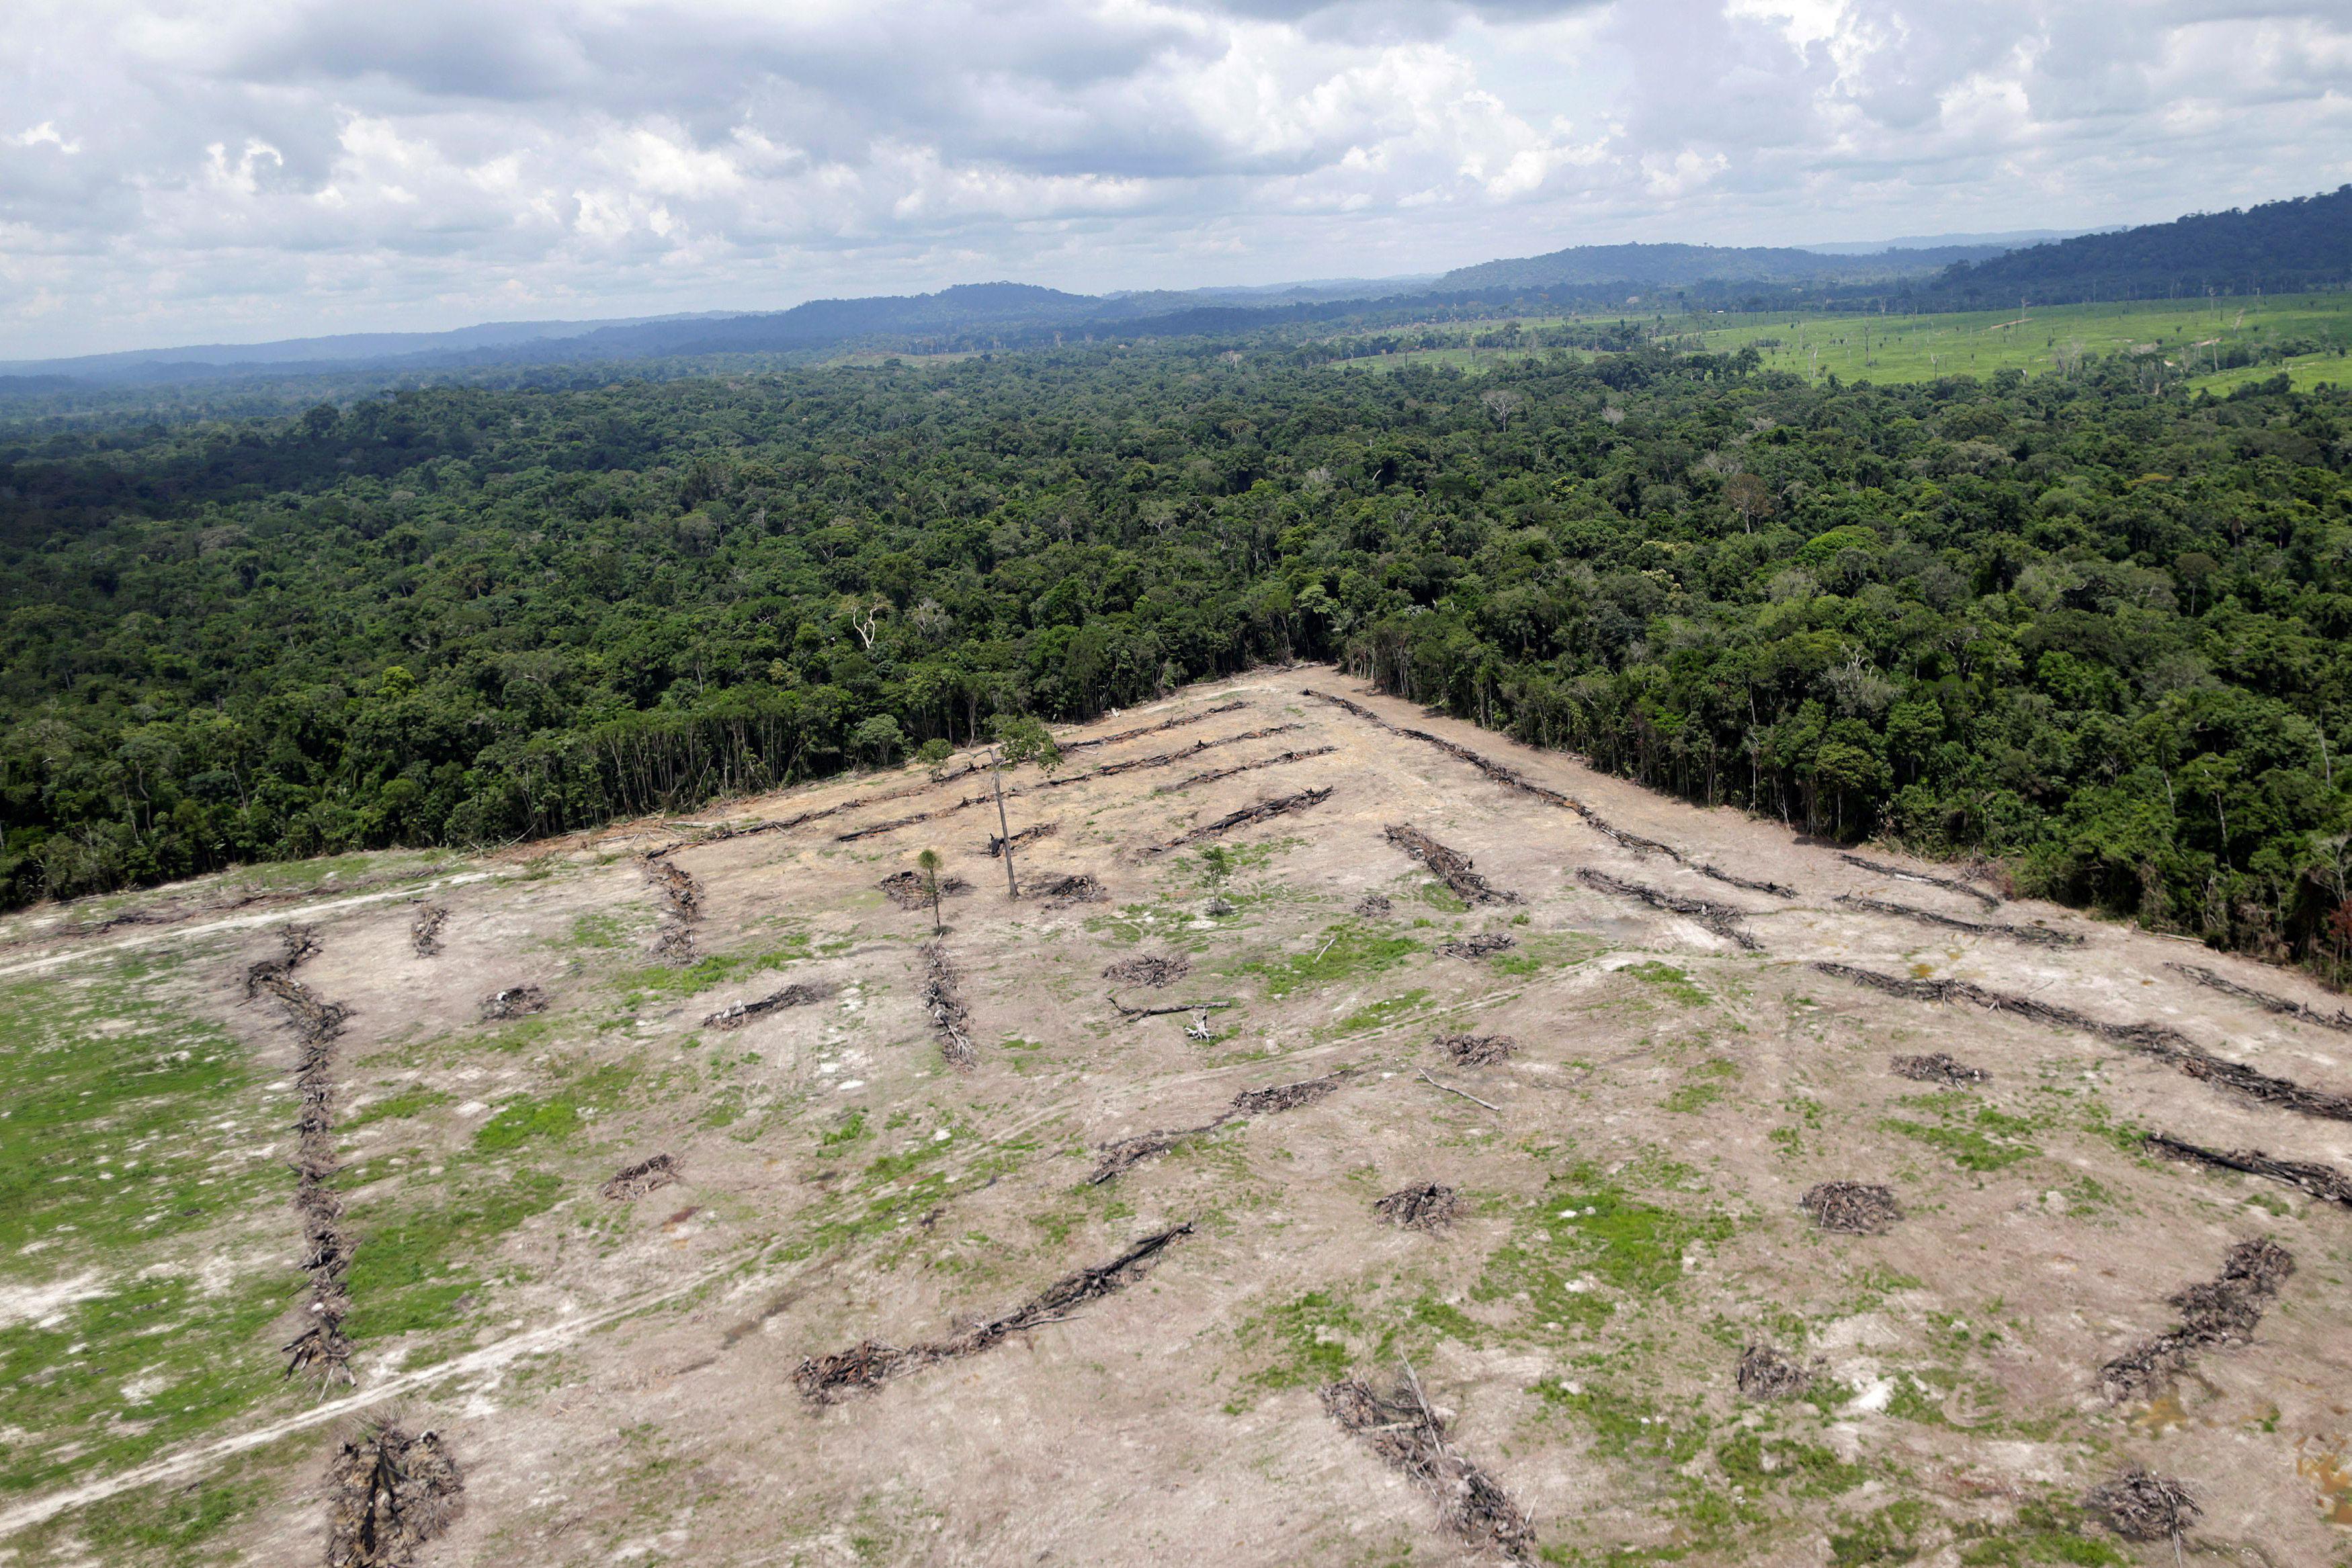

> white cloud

[{"left": 1, "top": 0, "right": 2347, "bottom": 357}]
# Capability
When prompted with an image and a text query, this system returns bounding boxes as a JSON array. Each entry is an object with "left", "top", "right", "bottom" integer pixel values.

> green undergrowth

[
  {"left": 616, "top": 940, "right": 811, "bottom": 1004},
  {"left": 1475, "top": 1159, "right": 1732, "bottom": 1336},
  {"left": 1329, "top": 988, "right": 1433, "bottom": 1037},
  {"left": 1241, "top": 922, "right": 1421, "bottom": 995},
  {"left": 1882, "top": 1092, "right": 2042, "bottom": 1173},
  {"left": 343, "top": 1165, "right": 565, "bottom": 1340},
  {"left": 474, "top": 1063, "right": 638, "bottom": 1151},
  {"left": 1622, "top": 961, "right": 1708, "bottom": 1006}
]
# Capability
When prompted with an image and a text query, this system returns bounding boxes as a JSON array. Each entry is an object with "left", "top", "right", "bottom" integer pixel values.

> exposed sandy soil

[{"left": 3, "top": 670, "right": 2350, "bottom": 1567}]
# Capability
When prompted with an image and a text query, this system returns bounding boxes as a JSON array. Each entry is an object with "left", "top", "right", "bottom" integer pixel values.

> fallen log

[
  {"left": 2145, "top": 1132, "right": 2352, "bottom": 1207},
  {"left": 1835, "top": 893, "right": 2079, "bottom": 947},
  {"left": 2167, "top": 961, "right": 2352, "bottom": 1033},
  {"left": 1139, "top": 786, "right": 1335, "bottom": 856},
  {"left": 1577, "top": 869, "right": 1762, "bottom": 951},
  {"left": 1384, "top": 824, "right": 1520, "bottom": 905},
  {"left": 1839, "top": 853, "right": 2001, "bottom": 910}
]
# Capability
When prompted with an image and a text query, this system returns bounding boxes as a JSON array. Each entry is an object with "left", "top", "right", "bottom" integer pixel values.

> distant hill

[
  {"left": 1800, "top": 228, "right": 2089, "bottom": 255},
  {"left": 1929, "top": 185, "right": 2352, "bottom": 305},
  {"left": 1432, "top": 241, "right": 2008, "bottom": 294}
]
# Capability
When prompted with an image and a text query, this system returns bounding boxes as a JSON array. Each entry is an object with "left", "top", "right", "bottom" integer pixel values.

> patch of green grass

[
  {"left": 1475, "top": 1164, "right": 1732, "bottom": 1334},
  {"left": 1415, "top": 880, "right": 1469, "bottom": 914},
  {"left": 1717, "top": 1430, "right": 1869, "bottom": 1497},
  {"left": 474, "top": 1064, "right": 636, "bottom": 1152},
  {"left": 1332, "top": 988, "right": 1432, "bottom": 1035},
  {"left": 1242, "top": 923, "right": 1421, "bottom": 995},
  {"left": 1883, "top": 1096, "right": 2040, "bottom": 1172},
  {"left": 1623, "top": 961, "right": 1708, "bottom": 1006},
  {"left": 1234, "top": 1289, "right": 1363, "bottom": 1398},
  {"left": 565, "top": 912, "right": 633, "bottom": 949},
  {"left": 343, "top": 1166, "right": 565, "bottom": 1340},
  {"left": 344, "top": 1086, "right": 455, "bottom": 1130},
  {"left": 1665, "top": 1057, "right": 1741, "bottom": 1114},
  {"left": 617, "top": 941, "right": 811, "bottom": 1004},
  {"left": 1954, "top": 1501, "right": 2130, "bottom": 1566},
  {"left": 1830, "top": 1499, "right": 1928, "bottom": 1567}
]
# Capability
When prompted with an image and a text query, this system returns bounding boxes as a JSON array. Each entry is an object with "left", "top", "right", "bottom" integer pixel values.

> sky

[{"left": 4, "top": 0, "right": 2349, "bottom": 359}]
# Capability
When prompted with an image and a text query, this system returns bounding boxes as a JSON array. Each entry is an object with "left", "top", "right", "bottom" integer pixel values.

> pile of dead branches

[
  {"left": 984, "top": 820, "right": 1058, "bottom": 857},
  {"left": 702, "top": 982, "right": 829, "bottom": 1030},
  {"left": 2083, "top": 1467, "right": 2199, "bottom": 1543},
  {"left": 255, "top": 971, "right": 351, "bottom": 1048},
  {"left": 1230, "top": 1070, "right": 1349, "bottom": 1115},
  {"left": 1835, "top": 893, "right": 2080, "bottom": 947},
  {"left": 1161, "top": 745, "right": 1338, "bottom": 794},
  {"left": 479, "top": 984, "right": 548, "bottom": 1022},
  {"left": 920, "top": 941, "right": 976, "bottom": 1071},
  {"left": 1384, "top": 824, "right": 1521, "bottom": 906},
  {"left": 1037, "top": 872, "right": 1109, "bottom": 906},
  {"left": 1840, "top": 853, "right": 2001, "bottom": 910},
  {"left": 2168, "top": 962, "right": 2352, "bottom": 1032},
  {"left": 1356, "top": 893, "right": 1393, "bottom": 917},
  {"left": 265, "top": 932, "right": 360, "bottom": 1389},
  {"left": 1435, "top": 1032, "right": 1517, "bottom": 1065},
  {"left": 601, "top": 1153, "right": 680, "bottom": 1201},
  {"left": 1140, "top": 786, "right": 1334, "bottom": 856},
  {"left": 1800, "top": 1181, "right": 1902, "bottom": 1235},
  {"left": 1103, "top": 953, "right": 1190, "bottom": 988},
  {"left": 1816, "top": 963, "right": 2352, "bottom": 1124},
  {"left": 1437, "top": 932, "right": 1517, "bottom": 961},
  {"left": 408, "top": 905, "right": 448, "bottom": 957},
  {"left": 1891, "top": 1052, "right": 1989, "bottom": 1085},
  {"left": 1323, "top": 1362, "right": 1534, "bottom": 1560},
  {"left": 1578, "top": 870, "right": 1763, "bottom": 951},
  {"left": 2099, "top": 1238, "right": 2296, "bottom": 1400},
  {"left": 877, "top": 869, "right": 972, "bottom": 910},
  {"left": 2145, "top": 1133, "right": 2352, "bottom": 1207},
  {"left": 794, "top": 1223, "right": 1194, "bottom": 1401},
  {"left": 1375, "top": 1182, "right": 1462, "bottom": 1231},
  {"left": 1735, "top": 1342, "right": 1814, "bottom": 1401},
  {"left": 323, "top": 1420, "right": 462, "bottom": 1568},
  {"left": 642, "top": 855, "right": 702, "bottom": 963}
]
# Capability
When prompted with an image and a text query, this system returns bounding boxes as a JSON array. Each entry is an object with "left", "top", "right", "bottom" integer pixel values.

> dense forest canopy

[{"left": 4, "top": 338, "right": 2351, "bottom": 984}]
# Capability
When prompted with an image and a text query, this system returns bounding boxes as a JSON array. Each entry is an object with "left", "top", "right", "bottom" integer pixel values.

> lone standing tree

[
  {"left": 987, "top": 714, "right": 1062, "bottom": 900},
  {"left": 915, "top": 847, "right": 946, "bottom": 936}
]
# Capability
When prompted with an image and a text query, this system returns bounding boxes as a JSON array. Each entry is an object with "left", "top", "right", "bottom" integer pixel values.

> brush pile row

[
  {"left": 1890, "top": 1051, "right": 1990, "bottom": 1084},
  {"left": 1322, "top": 1364, "right": 1534, "bottom": 1560},
  {"left": 1840, "top": 852, "right": 2001, "bottom": 910},
  {"left": 794, "top": 1223, "right": 1194, "bottom": 1401},
  {"left": 1384, "top": 824, "right": 1520, "bottom": 905},
  {"left": 1374, "top": 1182, "right": 1461, "bottom": 1231},
  {"left": 1062, "top": 700, "right": 1245, "bottom": 752},
  {"left": 920, "top": 941, "right": 976, "bottom": 1071},
  {"left": 1102, "top": 953, "right": 1189, "bottom": 988},
  {"left": 984, "top": 821, "right": 1058, "bottom": 857},
  {"left": 1140, "top": 787, "right": 1335, "bottom": 856},
  {"left": 479, "top": 984, "right": 548, "bottom": 1021},
  {"left": 1037, "top": 872, "right": 1109, "bottom": 906},
  {"left": 1578, "top": 870, "right": 1763, "bottom": 951},
  {"left": 2083, "top": 1468, "right": 2199, "bottom": 1542},
  {"left": 1734, "top": 1342, "right": 1814, "bottom": 1401},
  {"left": 253, "top": 929, "right": 359, "bottom": 1389},
  {"left": 1835, "top": 894, "right": 2079, "bottom": 947},
  {"left": 1815, "top": 963, "right": 2352, "bottom": 1123},
  {"left": 1435, "top": 1032, "right": 1517, "bottom": 1065},
  {"left": 1089, "top": 1071, "right": 1352, "bottom": 1183},
  {"left": 702, "top": 982, "right": 830, "bottom": 1030},
  {"left": 2099, "top": 1237, "right": 2295, "bottom": 1399},
  {"left": 877, "top": 869, "right": 972, "bottom": 910},
  {"left": 324, "top": 1421, "right": 463, "bottom": 1568},
  {"left": 1437, "top": 932, "right": 1517, "bottom": 960},
  {"left": 2145, "top": 1133, "right": 2352, "bottom": 1207},
  {"left": 2167, "top": 961, "right": 2352, "bottom": 1032},
  {"left": 642, "top": 855, "right": 702, "bottom": 963},
  {"left": 1160, "top": 745, "right": 1338, "bottom": 794},
  {"left": 245, "top": 924, "right": 323, "bottom": 996}
]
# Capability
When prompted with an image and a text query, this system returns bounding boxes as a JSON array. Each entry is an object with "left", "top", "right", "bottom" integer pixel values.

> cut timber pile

[
  {"left": 877, "top": 870, "right": 971, "bottom": 910},
  {"left": 1374, "top": 1182, "right": 1461, "bottom": 1231},
  {"left": 1435, "top": 1032, "right": 1517, "bottom": 1065},
  {"left": 1578, "top": 870, "right": 1763, "bottom": 951},
  {"left": 2083, "top": 1468, "right": 2199, "bottom": 1543},
  {"left": 1800, "top": 1181, "right": 1902, "bottom": 1234},
  {"left": 793, "top": 1223, "right": 1193, "bottom": 1401},
  {"left": 409, "top": 904, "right": 448, "bottom": 957},
  {"left": 1089, "top": 1071, "right": 1352, "bottom": 1183},
  {"left": 2145, "top": 1133, "right": 2352, "bottom": 1207},
  {"left": 1323, "top": 1363, "right": 1534, "bottom": 1561},
  {"left": 2168, "top": 961, "right": 2352, "bottom": 1033},
  {"left": 2099, "top": 1237, "right": 2294, "bottom": 1399},
  {"left": 261, "top": 932, "right": 358, "bottom": 1389},
  {"left": 601, "top": 1153, "right": 680, "bottom": 1201},
  {"left": 1229, "top": 1070, "right": 1349, "bottom": 1116},
  {"left": 702, "top": 983, "right": 829, "bottom": 1030},
  {"left": 1102, "top": 953, "right": 1189, "bottom": 988},
  {"left": 1840, "top": 852, "right": 2001, "bottom": 910},
  {"left": 1834, "top": 893, "right": 2080, "bottom": 947},
  {"left": 323, "top": 1421, "right": 463, "bottom": 1568},
  {"left": 1139, "top": 786, "right": 1335, "bottom": 856},
  {"left": 1437, "top": 932, "right": 1516, "bottom": 961},
  {"left": 1036, "top": 872, "right": 1108, "bottom": 906},
  {"left": 479, "top": 984, "right": 548, "bottom": 1021},
  {"left": 245, "top": 924, "right": 323, "bottom": 997},
  {"left": 1062, "top": 700, "right": 1243, "bottom": 752},
  {"left": 1735, "top": 1343, "right": 1814, "bottom": 1401},
  {"left": 1355, "top": 893, "right": 1393, "bottom": 917},
  {"left": 920, "top": 942, "right": 976, "bottom": 1071},
  {"left": 1891, "top": 1052, "right": 1989, "bottom": 1085},
  {"left": 642, "top": 855, "right": 702, "bottom": 963},
  {"left": 1814, "top": 963, "right": 2352, "bottom": 1123},
  {"left": 1384, "top": 824, "right": 1520, "bottom": 905}
]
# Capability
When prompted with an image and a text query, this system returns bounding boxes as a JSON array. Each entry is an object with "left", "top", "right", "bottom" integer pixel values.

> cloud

[{"left": 2, "top": 0, "right": 2347, "bottom": 357}]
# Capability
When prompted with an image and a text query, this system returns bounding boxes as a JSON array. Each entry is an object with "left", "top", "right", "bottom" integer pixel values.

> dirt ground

[{"left": 2, "top": 670, "right": 2349, "bottom": 1567}]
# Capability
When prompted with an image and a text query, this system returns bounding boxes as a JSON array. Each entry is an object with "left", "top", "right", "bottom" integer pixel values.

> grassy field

[{"left": 1320, "top": 292, "right": 2352, "bottom": 389}]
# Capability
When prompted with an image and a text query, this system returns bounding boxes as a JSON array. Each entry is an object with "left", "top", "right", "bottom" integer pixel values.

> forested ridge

[{"left": 5, "top": 343, "right": 2352, "bottom": 981}]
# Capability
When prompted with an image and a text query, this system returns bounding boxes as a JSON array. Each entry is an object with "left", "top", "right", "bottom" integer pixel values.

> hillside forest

[{"left": 5, "top": 342, "right": 2352, "bottom": 984}]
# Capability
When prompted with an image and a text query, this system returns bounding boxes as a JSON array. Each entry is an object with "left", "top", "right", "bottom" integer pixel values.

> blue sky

[{"left": 5, "top": 0, "right": 2349, "bottom": 357}]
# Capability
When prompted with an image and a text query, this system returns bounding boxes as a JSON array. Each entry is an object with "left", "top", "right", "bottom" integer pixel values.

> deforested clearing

[{"left": 2, "top": 672, "right": 2346, "bottom": 1568}]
